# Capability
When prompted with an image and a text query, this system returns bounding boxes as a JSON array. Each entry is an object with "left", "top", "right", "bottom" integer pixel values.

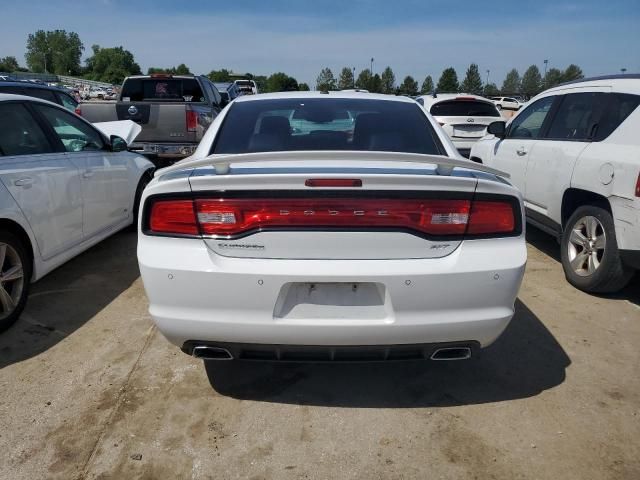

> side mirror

[
  {"left": 110, "top": 135, "right": 128, "bottom": 152},
  {"left": 487, "top": 121, "right": 506, "bottom": 139}
]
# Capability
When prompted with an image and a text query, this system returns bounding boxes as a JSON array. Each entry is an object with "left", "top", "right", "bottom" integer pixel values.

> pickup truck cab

[{"left": 78, "top": 74, "right": 222, "bottom": 163}]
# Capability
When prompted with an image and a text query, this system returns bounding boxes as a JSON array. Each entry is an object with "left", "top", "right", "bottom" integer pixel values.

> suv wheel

[
  {"left": 561, "top": 206, "right": 633, "bottom": 293},
  {"left": 0, "top": 232, "right": 32, "bottom": 332}
]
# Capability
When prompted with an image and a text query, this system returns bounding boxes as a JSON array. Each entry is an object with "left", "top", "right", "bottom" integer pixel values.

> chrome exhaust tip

[
  {"left": 192, "top": 346, "right": 234, "bottom": 361},
  {"left": 430, "top": 347, "right": 472, "bottom": 361}
]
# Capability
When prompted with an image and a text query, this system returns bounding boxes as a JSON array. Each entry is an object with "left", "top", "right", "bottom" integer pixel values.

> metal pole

[
  {"left": 543, "top": 59, "right": 548, "bottom": 78},
  {"left": 486, "top": 69, "right": 490, "bottom": 86},
  {"left": 370, "top": 57, "right": 374, "bottom": 74},
  {"left": 352, "top": 67, "right": 355, "bottom": 88}
]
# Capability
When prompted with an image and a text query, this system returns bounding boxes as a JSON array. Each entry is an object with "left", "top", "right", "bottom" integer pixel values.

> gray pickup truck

[{"left": 78, "top": 74, "right": 222, "bottom": 163}]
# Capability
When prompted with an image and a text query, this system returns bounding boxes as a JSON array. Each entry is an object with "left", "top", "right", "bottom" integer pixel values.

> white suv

[
  {"left": 490, "top": 97, "right": 524, "bottom": 111},
  {"left": 471, "top": 75, "right": 640, "bottom": 293}
]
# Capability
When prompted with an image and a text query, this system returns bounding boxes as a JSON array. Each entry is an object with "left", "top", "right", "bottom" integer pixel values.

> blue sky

[{"left": 1, "top": 0, "right": 639, "bottom": 87}]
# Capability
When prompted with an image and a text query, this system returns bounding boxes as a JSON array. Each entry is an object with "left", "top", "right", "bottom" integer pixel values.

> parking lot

[{"left": 0, "top": 227, "right": 638, "bottom": 480}]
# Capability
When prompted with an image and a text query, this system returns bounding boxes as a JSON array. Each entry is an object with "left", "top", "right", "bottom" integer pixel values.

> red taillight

[
  {"left": 467, "top": 201, "right": 515, "bottom": 235},
  {"left": 75, "top": 107, "right": 82, "bottom": 116},
  {"left": 146, "top": 197, "right": 517, "bottom": 238},
  {"left": 635, "top": 173, "right": 640, "bottom": 197},
  {"left": 149, "top": 200, "right": 198, "bottom": 235},
  {"left": 305, "top": 179, "right": 362, "bottom": 187},
  {"left": 186, "top": 110, "right": 198, "bottom": 132}
]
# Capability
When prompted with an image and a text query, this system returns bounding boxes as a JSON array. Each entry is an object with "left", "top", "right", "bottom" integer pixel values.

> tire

[
  {"left": 560, "top": 205, "right": 633, "bottom": 293},
  {"left": 0, "top": 231, "right": 32, "bottom": 332},
  {"left": 131, "top": 171, "right": 152, "bottom": 230}
]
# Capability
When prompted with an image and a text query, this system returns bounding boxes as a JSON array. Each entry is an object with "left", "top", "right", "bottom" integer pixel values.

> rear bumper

[
  {"left": 129, "top": 142, "right": 198, "bottom": 157},
  {"left": 138, "top": 235, "right": 526, "bottom": 349}
]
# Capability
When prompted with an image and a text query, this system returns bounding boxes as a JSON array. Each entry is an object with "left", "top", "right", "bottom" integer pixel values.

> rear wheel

[
  {"left": 560, "top": 206, "right": 633, "bottom": 293},
  {"left": 0, "top": 232, "right": 32, "bottom": 332}
]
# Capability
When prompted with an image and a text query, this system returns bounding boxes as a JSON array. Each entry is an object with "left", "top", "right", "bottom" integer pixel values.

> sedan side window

[
  {"left": 0, "top": 103, "right": 53, "bottom": 156},
  {"left": 508, "top": 96, "right": 555, "bottom": 139},
  {"left": 35, "top": 104, "right": 105, "bottom": 152}
]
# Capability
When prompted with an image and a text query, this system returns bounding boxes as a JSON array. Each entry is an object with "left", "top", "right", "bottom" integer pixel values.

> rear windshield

[
  {"left": 430, "top": 100, "right": 500, "bottom": 117},
  {"left": 121, "top": 78, "right": 205, "bottom": 102},
  {"left": 213, "top": 98, "right": 444, "bottom": 155}
]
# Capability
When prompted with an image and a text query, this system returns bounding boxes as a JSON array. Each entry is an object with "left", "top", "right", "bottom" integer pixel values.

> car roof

[
  {"left": 0, "top": 92, "right": 66, "bottom": 104},
  {"left": 234, "top": 91, "right": 418, "bottom": 103},
  {"left": 0, "top": 80, "right": 70, "bottom": 93},
  {"left": 545, "top": 74, "right": 640, "bottom": 94},
  {"left": 416, "top": 93, "right": 494, "bottom": 106}
]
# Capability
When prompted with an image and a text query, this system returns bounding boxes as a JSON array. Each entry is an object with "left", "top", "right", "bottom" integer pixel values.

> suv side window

[
  {"left": 27, "top": 88, "right": 58, "bottom": 103},
  {"left": 593, "top": 93, "right": 640, "bottom": 142},
  {"left": 545, "top": 92, "right": 602, "bottom": 141},
  {"left": 56, "top": 92, "right": 79, "bottom": 112},
  {"left": 508, "top": 96, "right": 555, "bottom": 139},
  {"left": 0, "top": 86, "right": 25, "bottom": 95},
  {"left": 0, "top": 103, "right": 53, "bottom": 156},
  {"left": 35, "top": 104, "right": 105, "bottom": 152}
]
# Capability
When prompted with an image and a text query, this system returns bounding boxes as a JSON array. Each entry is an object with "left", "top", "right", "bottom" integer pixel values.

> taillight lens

[
  {"left": 146, "top": 197, "right": 518, "bottom": 238},
  {"left": 186, "top": 110, "right": 198, "bottom": 132},
  {"left": 149, "top": 200, "right": 198, "bottom": 235},
  {"left": 75, "top": 107, "right": 82, "bottom": 116},
  {"left": 467, "top": 201, "right": 515, "bottom": 234},
  {"left": 635, "top": 173, "right": 640, "bottom": 197}
]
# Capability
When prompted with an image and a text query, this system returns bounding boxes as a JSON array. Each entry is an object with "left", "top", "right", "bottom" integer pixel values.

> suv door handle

[
  {"left": 516, "top": 147, "right": 527, "bottom": 156},
  {"left": 13, "top": 177, "right": 34, "bottom": 187},
  {"left": 83, "top": 170, "right": 94, "bottom": 178}
]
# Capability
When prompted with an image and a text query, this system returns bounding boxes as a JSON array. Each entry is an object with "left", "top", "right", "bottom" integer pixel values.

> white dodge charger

[{"left": 137, "top": 92, "right": 526, "bottom": 367}]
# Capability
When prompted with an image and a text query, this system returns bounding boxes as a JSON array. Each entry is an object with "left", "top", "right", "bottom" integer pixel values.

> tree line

[
  {"left": 314, "top": 63, "right": 584, "bottom": 97},
  {"left": 3, "top": 29, "right": 584, "bottom": 96}
]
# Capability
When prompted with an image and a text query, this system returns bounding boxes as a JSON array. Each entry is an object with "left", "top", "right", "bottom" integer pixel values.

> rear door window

[
  {"left": 56, "top": 92, "right": 79, "bottom": 112},
  {"left": 545, "top": 93, "right": 602, "bottom": 141},
  {"left": 0, "top": 103, "right": 53, "bottom": 156},
  {"left": 593, "top": 93, "right": 640, "bottom": 141},
  {"left": 26, "top": 88, "right": 58, "bottom": 103},
  {"left": 430, "top": 100, "right": 500, "bottom": 117}
]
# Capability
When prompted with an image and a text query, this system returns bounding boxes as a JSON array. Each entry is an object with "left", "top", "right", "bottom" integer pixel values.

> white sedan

[
  {"left": 0, "top": 94, "right": 154, "bottom": 331},
  {"left": 137, "top": 92, "right": 526, "bottom": 371},
  {"left": 490, "top": 97, "right": 524, "bottom": 111}
]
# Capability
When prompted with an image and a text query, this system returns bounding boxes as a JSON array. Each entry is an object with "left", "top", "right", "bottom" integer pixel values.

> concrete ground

[{"left": 0, "top": 228, "right": 638, "bottom": 480}]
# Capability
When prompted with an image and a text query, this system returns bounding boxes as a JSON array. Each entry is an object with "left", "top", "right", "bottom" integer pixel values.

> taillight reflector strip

[{"left": 305, "top": 179, "right": 363, "bottom": 187}]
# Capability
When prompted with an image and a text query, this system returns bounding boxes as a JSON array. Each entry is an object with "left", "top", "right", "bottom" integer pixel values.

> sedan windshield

[{"left": 212, "top": 98, "right": 444, "bottom": 155}]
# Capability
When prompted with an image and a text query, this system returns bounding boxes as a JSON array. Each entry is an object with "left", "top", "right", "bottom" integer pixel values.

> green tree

[
  {"left": 338, "top": 67, "right": 354, "bottom": 90},
  {"left": 266, "top": 72, "right": 299, "bottom": 92},
  {"left": 521, "top": 65, "right": 542, "bottom": 97},
  {"left": 148, "top": 64, "right": 191, "bottom": 75},
  {"left": 369, "top": 74, "right": 382, "bottom": 93},
  {"left": 316, "top": 67, "right": 336, "bottom": 91},
  {"left": 84, "top": 45, "right": 141, "bottom": 84},
  {"left": 0, "top": 56, "right": 20, "bottom": 72},
  {"left": 298, "top": 82, "right": 310, "bottom": 91},
  {"left": 436, "top": 67, "right": 459, "bottom": 93},
  {"left": 399, "top": 75, "right": 419, "bottom": 96},
  {"left": 543, "top": 68, "right": 564, "bottom": 89},
  {"left": 174, "top": 63, "right": 191, "bottom": 75},
  {"left": 25, "top": 29, "right": 83, "bottom": 75},
  {"left": 207, "top": 69, "right": 231, "bottom": 82},
  {"left": 460, "top": 63, "right": 483, "bottom": 94},
  {"left": 355, "top": 68, "right": 372, "bottom": 90},
  {"left": 562, "top": 64, "right": 584, "bottom": 83},
  {"left": 380, "top": 66, "right": 396, "bottom": 94},
  {"left": 483, "top": 83, "right": 500, "bottom": 97},
  {"left": 501, "top": 68, "right": 520, "bottom": 94},
  {"left": 420, "top": 75, "right": 434, "bottom": 94}
]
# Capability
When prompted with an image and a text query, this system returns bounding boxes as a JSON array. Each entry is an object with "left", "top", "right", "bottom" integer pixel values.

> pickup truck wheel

[
  {"left": 561, "top": 206, "right": 633, "bottom": 293},
  {"left": 0, "top": 232, "right": 32, "bottom": 332}
]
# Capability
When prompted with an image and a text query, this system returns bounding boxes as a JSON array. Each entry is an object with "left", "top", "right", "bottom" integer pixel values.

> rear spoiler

[{"left": 158, "top": 151, "right": 509, "bottom": 178}]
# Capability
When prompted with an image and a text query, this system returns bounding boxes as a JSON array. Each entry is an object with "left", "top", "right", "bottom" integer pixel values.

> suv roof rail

[{"left": 558, "top": 73, "right": 640, "bottom": 87}]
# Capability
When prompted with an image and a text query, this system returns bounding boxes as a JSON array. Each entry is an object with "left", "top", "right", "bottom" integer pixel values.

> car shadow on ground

[
  {"left": 205, "top": 299, "right": 570, "bottom": 407},
  {"left": 0, "top": 231, "right": 140, "bottom": 369},
  {"left": 526, "top": 225, "right": 640, "bottom": 306}
]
